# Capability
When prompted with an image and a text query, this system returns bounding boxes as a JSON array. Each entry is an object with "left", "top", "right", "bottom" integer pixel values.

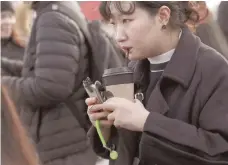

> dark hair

[
  {"left": 1, "top": 1, "right": 15, "bottom": 13},
  {"left": 99, "top": 1, "right": 199, "bottom": 29},
  {"left": 1, "top": 86, "right": 39, "bottom": 165}
]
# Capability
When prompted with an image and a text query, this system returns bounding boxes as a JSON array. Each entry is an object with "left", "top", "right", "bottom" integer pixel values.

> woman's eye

[
  {"left": 109, "top": 21, "right": 116, "bottom": 27},
  {"left": 123, "top": 19, "right": 131, "bottom": 24},
  {"left": 110, "top": 22, "right": 115, "bottom": 25}
]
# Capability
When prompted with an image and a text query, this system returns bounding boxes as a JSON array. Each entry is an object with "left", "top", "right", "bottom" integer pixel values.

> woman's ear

[{"left": 157, "top": 5, "right": 171, "bottom": 28}]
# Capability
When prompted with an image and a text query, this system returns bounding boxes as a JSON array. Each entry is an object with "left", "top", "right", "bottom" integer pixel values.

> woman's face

[
  {"left": 109, "top": 3, "right": 165, "bottom": 60},
  {"left": 1, "top": 11, "right": 16, "bottom": 39}
]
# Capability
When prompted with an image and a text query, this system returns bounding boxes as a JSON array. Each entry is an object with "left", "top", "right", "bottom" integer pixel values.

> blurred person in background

[
  {"left": 1, "top": 1, "right": 125, "bottom": 165},
  {"left": 13, "top": 1, "right": 33, "bottom": 45},
  {"left": 1, "top": 1, "right": 98, "bottom": 165},
  {"left": 2, "top": 86, "right": 40, "bottom": 165},
  {"left": 1, "top": 1, "right": 33, "bottom": 77},
  {"left": 217, "top": 1, "right": 228, "bottom": 43},
  {"left": 193, "top": 1, "right": 228, "bottom": 58},
  {"left": 87, "top": 1, "right": 228, "bottom": 165},
  {"left": 1, "top": 1, "right": 25, "bottom": 60}
]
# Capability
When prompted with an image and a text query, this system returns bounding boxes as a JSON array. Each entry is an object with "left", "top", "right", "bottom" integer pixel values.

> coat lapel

[
  {"left": 145, "top": 82, "right": 169, "bottom": 115},
  {"left": 132, "top": 60, "right": 169, "bottom": 115}
]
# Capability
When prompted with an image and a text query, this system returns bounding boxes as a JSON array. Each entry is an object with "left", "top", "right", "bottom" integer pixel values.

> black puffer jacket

[
  {"left": 1, "top": 38, "right": 24, "bottom": 76},
  {"left": 2, "top": 1, "right": 97, "bottom": 165},
  {"left": 1, "top": 38, "right": 24, "bottom": 60}
]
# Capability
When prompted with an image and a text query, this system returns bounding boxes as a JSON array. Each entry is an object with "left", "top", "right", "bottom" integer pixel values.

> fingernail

[{"left": 89, "top": 105, "right": 95, "bottom": 111}]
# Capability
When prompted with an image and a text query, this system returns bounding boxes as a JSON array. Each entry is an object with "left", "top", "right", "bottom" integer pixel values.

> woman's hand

[
  {"left": 86, "top": 97, "right": 113, "bottom": 129},
  {"left": 89, "top": 97, "right": 150, "bottom": 132}
]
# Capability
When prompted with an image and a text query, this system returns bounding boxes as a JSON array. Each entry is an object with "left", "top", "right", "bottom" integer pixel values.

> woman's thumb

[{"left": 134, "top": 99, "right": 143, "bottom": 105}]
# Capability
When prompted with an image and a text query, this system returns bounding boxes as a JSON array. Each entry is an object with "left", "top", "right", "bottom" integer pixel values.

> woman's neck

[{"left": 156, "top": 29, "right": 181, "bottom": 56}]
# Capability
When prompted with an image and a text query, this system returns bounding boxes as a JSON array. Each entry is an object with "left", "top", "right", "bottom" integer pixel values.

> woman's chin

[{"left": 128, "top": 53, "right": 142, "bottom": 61}]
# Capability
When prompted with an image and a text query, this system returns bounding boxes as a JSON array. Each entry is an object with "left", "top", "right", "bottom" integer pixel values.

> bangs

[{"left": 99, "top": 1, "right": 136, "bottom": 21}]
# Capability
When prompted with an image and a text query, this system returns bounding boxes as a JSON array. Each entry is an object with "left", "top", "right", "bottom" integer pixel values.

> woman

[
  {"left": 86, "top": 2, "right": 228, "bottom": 165},
  {"left": 2, "top": 86, "right": 40, "bottom": 165},
  {"left": 1, "top": 1, "right": 25, "bottom": 60},
  {"left": 1, "top": 2, "right": 32, "bottom": 77}
]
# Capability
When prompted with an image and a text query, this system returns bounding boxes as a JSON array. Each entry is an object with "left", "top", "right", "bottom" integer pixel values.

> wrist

[{"left": 140, "top": 111, "right": 150, "bottom": 132}]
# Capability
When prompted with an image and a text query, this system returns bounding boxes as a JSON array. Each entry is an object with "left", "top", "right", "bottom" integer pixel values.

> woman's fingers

[
  {"left": 86, "top": 97, "right": 119, "bottom": 113},
  {"left": 90, "top": 102, "right": 116, "bottom": 112},
  {"left": 107, "top": 111, "right": 116, "bottom": 121},
  {"left": 90, "top": 111, "right": 110, "bottom": 121},
  {"left": 85, "top": 97, "right": 97, "bottom": 106},
  {"left": 99, "top": 120, "right": 113, "bottom": 127},
  {"left": 88, "top": 111, "right": 113, "bottom": 128},
  {"left": 87, "top": 104, "right": 103, "bottom": 114}
]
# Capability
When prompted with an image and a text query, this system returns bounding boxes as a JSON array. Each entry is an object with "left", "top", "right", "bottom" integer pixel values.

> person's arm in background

[
  {"left": 1, "top": 58, "right": 23, "bottom": 77},
  {"left": 1, "top": 11, "right": 83, "bottom": 109}
]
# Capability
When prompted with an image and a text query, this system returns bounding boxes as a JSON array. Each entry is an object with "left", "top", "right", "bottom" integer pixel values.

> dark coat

[
  {"left": 1, "top": 38, "right": 24, "bottom": 76},
  {"left": 2, "top": 1, "right": 97, "bottom": 165},
  {"left": 1, "top": 57, "right": 23, "bottom": 77},
  {"left": 88, "top": 28, "right": 228, "bottom": 165},
  {"left": 1, "top": 38, "right": 24, "bottom": 60}
]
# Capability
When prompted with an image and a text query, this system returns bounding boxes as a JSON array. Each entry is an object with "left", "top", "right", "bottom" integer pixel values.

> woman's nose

[{"left": 115, "top": 26, "right": 127, "bottom": 43}]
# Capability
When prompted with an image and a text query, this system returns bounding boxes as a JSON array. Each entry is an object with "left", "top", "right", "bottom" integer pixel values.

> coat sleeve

[
  {"left": 141, "top": 60, "right": 228, "bottom": 164},
  {"left": 1, "top": 57, "right": 23, "bottom": 77},
  {"left": 1, "top": 12, "right": 83, "bottom": 109}
]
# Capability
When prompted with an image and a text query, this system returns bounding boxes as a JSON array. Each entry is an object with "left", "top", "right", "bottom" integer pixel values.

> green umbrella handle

[{"left": 95, "top": 120, "right": 118, "bottom": 160}]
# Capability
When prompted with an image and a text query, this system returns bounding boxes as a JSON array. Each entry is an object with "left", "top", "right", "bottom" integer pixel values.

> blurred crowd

[{"left": 1, "top": 1, "right": 228, "bottom": 165}]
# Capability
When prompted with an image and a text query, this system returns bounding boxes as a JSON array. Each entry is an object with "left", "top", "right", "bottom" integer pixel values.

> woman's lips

[{"left": 121, "top": 47, "right": 132, "bottom": 55}]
